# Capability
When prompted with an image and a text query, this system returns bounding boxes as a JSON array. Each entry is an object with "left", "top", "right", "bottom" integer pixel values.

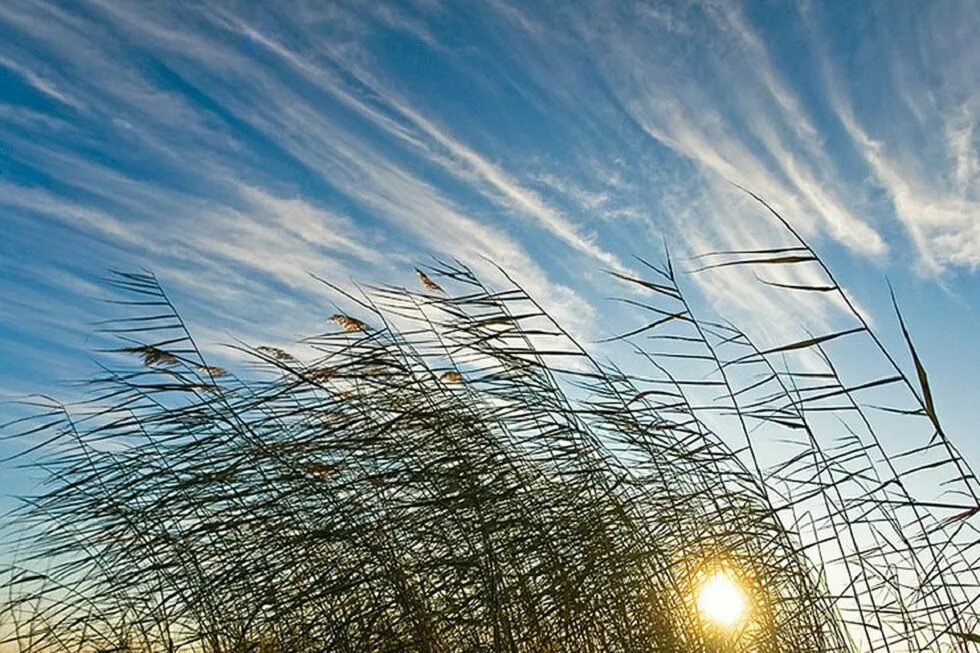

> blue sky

[{"left": 0, "top": 0, "right": 978, "bottom": 500}]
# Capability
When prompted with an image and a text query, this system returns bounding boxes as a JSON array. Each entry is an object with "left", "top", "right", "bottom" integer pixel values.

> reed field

[{"left": 2, "top": 197, "right": 979, "bottom": 652}]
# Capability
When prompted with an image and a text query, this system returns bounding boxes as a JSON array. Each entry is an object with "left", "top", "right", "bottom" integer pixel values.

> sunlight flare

[{"left": 697, "top": 570, "right": 747, "bottom": 628}]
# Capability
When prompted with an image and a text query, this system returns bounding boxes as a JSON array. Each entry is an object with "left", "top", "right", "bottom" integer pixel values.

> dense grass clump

[{"left": 3, "top": 199, "right": 979, "bottom": 651}]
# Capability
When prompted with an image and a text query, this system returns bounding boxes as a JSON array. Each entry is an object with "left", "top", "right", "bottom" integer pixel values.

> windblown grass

[{"left": 2, "top": 196, "right": 979, "bottom": 651}]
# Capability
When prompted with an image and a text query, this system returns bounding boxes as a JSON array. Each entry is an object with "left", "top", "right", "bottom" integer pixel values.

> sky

[{"left": 0, "top": 0, "right": 978, "bottom": 503}]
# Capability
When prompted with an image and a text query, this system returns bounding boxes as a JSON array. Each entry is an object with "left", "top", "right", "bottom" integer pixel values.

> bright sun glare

[{"left": 696, "top": 571, "right": 747, "bottom": 628}]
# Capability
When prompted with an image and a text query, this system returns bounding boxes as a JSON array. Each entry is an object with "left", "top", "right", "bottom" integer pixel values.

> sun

[{"left": 696, "top": 570, "right": 747, "bottom": 628}]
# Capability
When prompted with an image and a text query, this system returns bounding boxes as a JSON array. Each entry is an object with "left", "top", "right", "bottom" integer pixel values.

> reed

[{"left": 2, "top": 195, "right": 978, "bottom": 652}]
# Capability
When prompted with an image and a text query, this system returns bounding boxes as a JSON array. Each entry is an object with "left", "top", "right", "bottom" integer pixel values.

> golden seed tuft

[
  {"left": 196, "top": 364, "right": 227, "bottom": 378},
  {"left": 330, "top": 314, "right": 369, "bottom": 333},
  {"left": 415, "top": 268, "right": 443, "bottom": 292}
]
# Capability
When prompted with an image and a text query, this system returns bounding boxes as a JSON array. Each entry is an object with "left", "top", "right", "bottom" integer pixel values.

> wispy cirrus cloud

[
  {"left": 460, "top": 0, "right": 975, "bottom": 338},
  {"left": 0, "top": 0, "right": 976, "bottom": 400},
  {"left": 804, "top": 1, "right": 980, "bottom": 275},
  {"left": 568, "top": 1, "right": 888, "bottom": 258},
  {"left": 0, "top": 54, "right": 83, "bottom": 110},
  {"left": 192, "top": 8, "right": 634, "bottom": 277},
  {"left": 0, "top": 0, "right": 604, "bottom": 356}
]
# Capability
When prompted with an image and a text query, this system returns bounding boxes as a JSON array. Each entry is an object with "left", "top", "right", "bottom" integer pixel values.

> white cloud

[
  {"left": 1, "top": 0, "right": 974, "bottom": 372},
  {"left": 0, "top": 54, "right": 84, "bottom": 110},
  {"left": 0, "top": 183, "right": 139, "bottom": 245},
  {"left": 578, "top": 2, "right": 887, "bottom": 260},
  {"left": 0, "top": 0, "right": 602, "bottom": 342},
  {"left": 207, "top": 13, "right": 634, "bottom": 276},
  {"left": 808, "top": 1, "right": 980, "bottom": 275},
  {"left": 837, "top": 110, "right": 980, "bottom": 273}
]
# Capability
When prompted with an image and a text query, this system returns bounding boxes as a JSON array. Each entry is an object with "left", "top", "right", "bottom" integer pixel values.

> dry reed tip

[
  {"left": 415, "top": 267, "right": 443, "bottom": 292},
  {"left": 330, "top": 314, "right": 369, "bottom": 332},
  {"left": 304, "top": 462, "right": 338, "bottom": 480},
  {"left": 257, "top": 346, "right": 296, "bottom": 362},
  {"left": 307, "top": 367, "right": 336, "bottom": 383},
  {"left": 123, "top": 345, "right": 179, "bottom": 367},
  {"left": 195, "top": 364, "right": 227, "bottom": 377}
]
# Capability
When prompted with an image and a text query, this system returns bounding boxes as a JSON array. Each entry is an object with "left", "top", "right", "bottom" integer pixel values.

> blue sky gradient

[{"left": 1, "top": 1, "right": 978, "bottom": 503}]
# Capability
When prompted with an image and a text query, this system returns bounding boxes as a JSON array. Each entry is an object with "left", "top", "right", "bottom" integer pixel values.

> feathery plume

[
  {"left": 122, "top": 345, "right": 179, "bottom": 367},
  {"left": 195, "top": 364, "right": 227, "bottom": 377},
  {"left": 304, "top": 462, "right": 338, "bottom": 480},
  {"left": 257, "top": 346, "right": 296, "bottom": 362},
  {"left": 329, "top": 314, "right": 369, "bottom": 332},
  {"left": 306, "top": 367, "right": 336, "bottom": 383},
  {"left": 416, "top": 267, "right": 443, "bottom": 292}
]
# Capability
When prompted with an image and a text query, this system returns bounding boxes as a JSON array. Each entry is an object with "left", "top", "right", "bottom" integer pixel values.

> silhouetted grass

[{"left": 2, "top": 196, "right": 978, "bottom": 651}]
